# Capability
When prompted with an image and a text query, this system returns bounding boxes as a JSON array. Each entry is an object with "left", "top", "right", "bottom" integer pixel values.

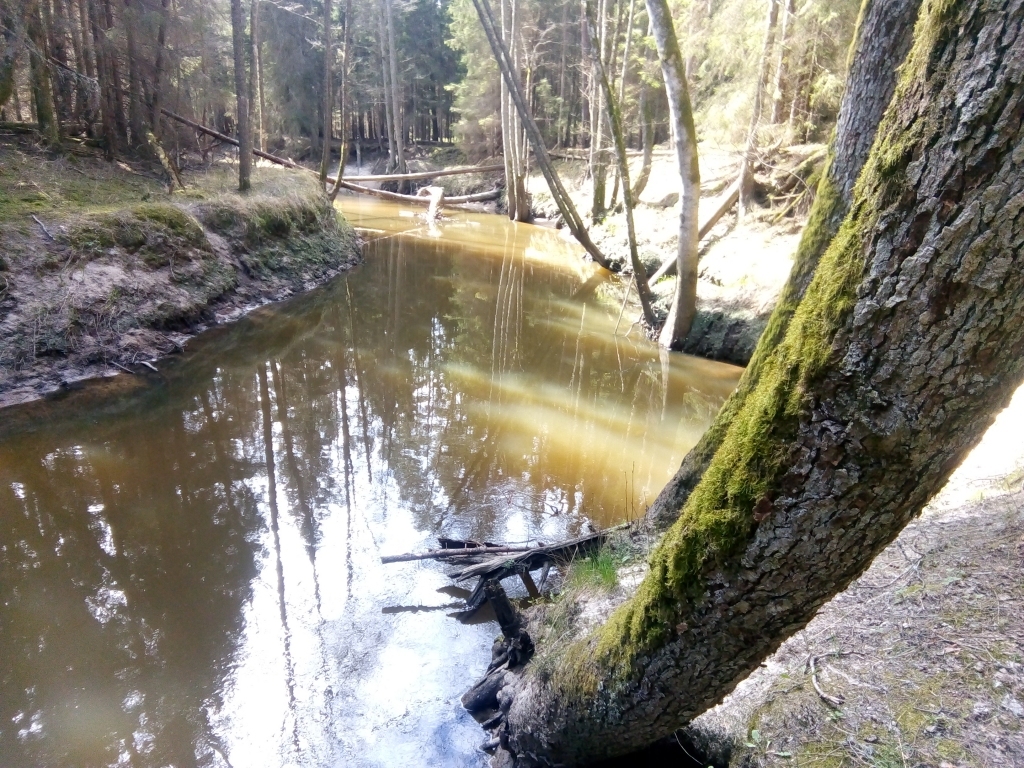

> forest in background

[{"left": 0, "top": 0, "right": 861, "bottom": 178}]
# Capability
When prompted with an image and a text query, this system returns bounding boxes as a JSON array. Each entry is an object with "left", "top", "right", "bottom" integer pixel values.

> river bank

[{"left": 0, "top": 139, "right": 360, "bottom": 409}]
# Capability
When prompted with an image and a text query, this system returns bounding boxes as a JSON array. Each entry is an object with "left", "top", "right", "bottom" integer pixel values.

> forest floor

[
  {"left": 0, "top": 136, "right": 360, "bottom": 409},
  {"left": 680, "top": 384, "right": 1024, "bottom": 768}
]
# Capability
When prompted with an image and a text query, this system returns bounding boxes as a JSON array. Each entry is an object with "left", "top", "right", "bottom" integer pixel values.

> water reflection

[{"left": 0, "top": 199, "right": 741, "bottom": 767}]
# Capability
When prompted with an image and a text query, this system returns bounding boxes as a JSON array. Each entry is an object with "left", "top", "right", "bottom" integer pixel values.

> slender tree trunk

[
  {"left": 0, "top": 19, "right": 19, "bottom": 111},
  {"left": 489, "top": 3, "right": 1024, "bottom": 764},
  {"left": 738, "top": 0, "right": 780, "bottom": 218},
  {"left": 50, "top": 0, "right": 74, "bottom": 122},
  {"left": 642, "top": 0, "right": 700, "bottom": 350},
  {"left": 229, "top": 0, "right": 252, "bottom": 191},
  {"left": 256, "top": 0, "right": 267, "bottom": 150},
  {"left": 589, "top": 0, "right": 608, "bottom": 220},
  {"left": 377, "top": 1, "right": 396, "bottom": 170},
  {"left": 27, "top": 0, "right": 60, "bottom": 145},
  {"left": 769, "top": 0, "right": 795, "bottom": 124},
  {"left": 329, "top": 0, "right": 355, "bottom": 202},
  {"left": 384, "top": 0, "right": 405, "bottom": 179},
  {"left": 629, "top": 17, "right": 654, "bottom": 200},
  {"left": 319, "top": 0, "right": 332, "bottom": 182},
  {"left": 101, "top": 0, "right": 127, "bottom": 142},
  {"left": 86, "top": 0, "right": 115, "bottom": 157},
  {"left": 151, "top": 0, "right": 170, "bottom": 136},
  {"left": 647, "top": 0, "right": 923, "bottom": 531},
  {"left": 124, "top": 0, "right": 145, "bottom": 146}
]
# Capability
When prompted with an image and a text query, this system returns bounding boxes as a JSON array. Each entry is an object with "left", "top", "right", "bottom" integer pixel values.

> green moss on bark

[{"left": 544, "top": 0, "right": 959, "bottom": 700}]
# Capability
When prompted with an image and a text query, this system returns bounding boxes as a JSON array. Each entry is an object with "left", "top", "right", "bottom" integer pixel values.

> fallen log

[
  {"left": 160, "top": 108, "right": 310, "bottom": 172},
  {"left": 335, "top": 178, "right": 500, "bottom": 206},
  {"left": 160, "top": 109, "right": 501, "bottom": 210},
  {"left": 648, "top": 177, "right": 741, "bottom": 283},
  {"left": 341, "top": 164, "right": 503, "bottom": 183}
]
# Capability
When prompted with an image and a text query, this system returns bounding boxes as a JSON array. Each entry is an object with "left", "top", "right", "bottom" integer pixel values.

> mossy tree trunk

[
  {"left": 488, "top": 0, "right": 1024, "bottom": 764},
  {"left": 646, "top": 0, "right": 922, "bottom": 531}
]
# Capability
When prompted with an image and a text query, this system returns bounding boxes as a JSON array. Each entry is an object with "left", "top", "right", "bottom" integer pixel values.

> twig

[
  {"left": 32, "top": 215, "right": 55, "bottom": 241},
  {"left": 111, "top": 361, "right": 136, "bottom": 375},
  {"left": 140, "top": 360, "right": 159, "bottom": 372},
  {"left": 808, "top": 654, "right": 845, "bottom": 708}
]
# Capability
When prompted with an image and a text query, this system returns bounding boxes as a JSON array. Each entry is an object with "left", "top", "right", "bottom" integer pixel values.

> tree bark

[
  {"left": 229, "top": 0, "right": 252, "bottom": 191},
  {"left": 319, "top": 0, "right": 333, "bottom": 182},
  {"left": 124, "top": 0, "right": 146, "bottom": 146},
  {"left": 86, "top": 0, "right": 116, "bottom": 158},
  {"left": 50, "top": 0, "right": 74, "bottom": 122},
  {"left": 151, "top": 0, "right": 170, "bottom": 136},
  {"left": 0, "top": 17, "right": 20, "bottom": 111},
  {"left": 329, "top": 0, "right": 355, "bottom": 202},
  {"left": 646, "top": 0, "right": 922, "bottom": 531},
  {"left": 769, "top": 0, "right": 795, "bottom": 124},
  {"left": 738, "top": 0, "right": 780, "bottom": 217},
  {"left": 490, "top": 0, "right": 1023, "bottom": 763},
  {"left": 384, "top": 0, "right": 406, "bottom": 179},
  {"left": 645, "top": 0, "right": 699, "bottom": 350},
  {"left": 26, "top": 0, "right": 60, "bottom": 145}
]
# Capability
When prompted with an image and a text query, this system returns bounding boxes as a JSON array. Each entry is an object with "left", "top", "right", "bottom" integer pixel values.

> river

[{"left": 0, "top": 198, "right": 741, "bottom": 767}]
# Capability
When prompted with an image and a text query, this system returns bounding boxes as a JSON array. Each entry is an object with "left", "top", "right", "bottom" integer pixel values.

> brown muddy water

[{"left": 0, "top": 198, "right": 741, "bottom": 767}]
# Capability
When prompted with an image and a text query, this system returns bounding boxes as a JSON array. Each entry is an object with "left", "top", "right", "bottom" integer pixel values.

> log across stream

[{"left": 0, "top": 199, "right": 742, "bottom": 767}]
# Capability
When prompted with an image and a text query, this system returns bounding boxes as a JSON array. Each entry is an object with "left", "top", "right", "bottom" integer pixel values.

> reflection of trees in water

[
  {"left": 0, "top": 375, "right": 263, "bottom": 767},
  {"left": 0, "top": 227, "right": 734, "bottom": 766}
]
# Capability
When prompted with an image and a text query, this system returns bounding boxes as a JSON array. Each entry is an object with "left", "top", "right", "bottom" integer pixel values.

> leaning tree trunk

[
  {"left": 469, "top": 0, "right": 615, "bottom": 270},
  {"left": 229, "top": 0, "right": 252, "bottom": 191},
  {"left": 646, "top": 0, "right": 923, "bottom": 531},
  {"left": 646, "top": 0, "right": 700, "bottom": 350},
  {"left": 489, "top": 0, "right": 1024, "bottom": 763}
]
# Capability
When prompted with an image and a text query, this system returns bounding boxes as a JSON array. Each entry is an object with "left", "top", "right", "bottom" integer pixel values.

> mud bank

[{"left": 0, "top": 146, "right": 360, "bottom": 409}]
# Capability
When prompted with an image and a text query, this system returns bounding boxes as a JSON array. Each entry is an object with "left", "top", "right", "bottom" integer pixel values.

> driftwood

[
  {"left": 381, "top": 543, "right": 534, "bottom": 564},
  {"left": 648, "top": 177, "right": 741, "bottom": 283},
  {"left": 461, "top": 580, "right": 534, "bottom": 718}
]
